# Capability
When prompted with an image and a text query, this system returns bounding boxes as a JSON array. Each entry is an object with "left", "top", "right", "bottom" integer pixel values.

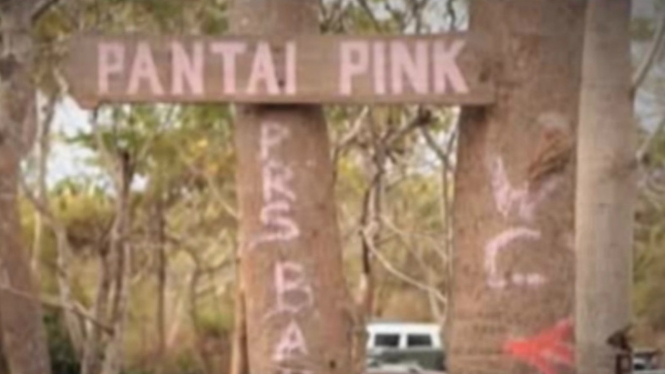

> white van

[{"left": 366, "top": 321, "right": 442, "bottom": 350}]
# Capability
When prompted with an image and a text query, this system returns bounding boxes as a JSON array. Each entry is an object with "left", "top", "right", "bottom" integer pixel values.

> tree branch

[
  {"left": 445, "top": 0, "right": 457, "bottom": 31},
  {"left": 31, "top": 0, "right": 63, "bottom": 21},
  {"left": 356, "top": 0, "right": 382, "bottom": 31},
  {"left": 384, "top": 108, "right": 432, "bottom": 146},
  {"left": 420, "top": 120, "right": 458, "bottom": 299},
  {"left": 363, "top": 229, "right": 447, "bottom": 306},
  {"left": 175, "top": 146, "right": 239, "bottom": 220},
  {"left": 332, "top": 106, "right": 369, "bottom": 164},
  {"left": 380, "top": 215, "right": 447, "bottom": 266},
  {"left": 0, "top": 283, "right": 112, "bottom": 333},
  {"left": 633, "top": 10, "right": 665, "bottom": 92},
  {"left": 638, "top": 116, "right": 665, "bottom": 162}
]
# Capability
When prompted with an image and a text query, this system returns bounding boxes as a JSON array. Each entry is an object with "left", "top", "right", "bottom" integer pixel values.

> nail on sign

[{"left": 64, "top": 34, "right": 494, "bottom": 108}]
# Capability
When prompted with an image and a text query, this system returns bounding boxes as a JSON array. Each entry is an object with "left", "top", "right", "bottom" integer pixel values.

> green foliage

[
  {"left": 43, "top": 309, "right": 80, "bottom": 374},
  {"left": 193, "top": 305, "right": 234, "bottom": 339},
  {"left": 165, "top": 350, "right": 206, "bottom": 374},
  {"left": 634, "top": 125, "right": 665, "bottom": 335}
]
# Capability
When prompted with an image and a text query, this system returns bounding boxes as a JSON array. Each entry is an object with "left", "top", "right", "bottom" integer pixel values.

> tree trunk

[
  {"left": 149, "top": 192, "right": 167, "bottom": 373},
  {"left": 81, "top": 241, "right": 113, "bottom": 374},
  {"left": 101, "top": 153, "right": 134, "bottom": 374},
  {"left": 230, "top": 278, "right": 248, "bottom": 374},
  {"left": 0, "top": 313, "right": 9, "bottom": 374},
  {"left": 0, "top": 2, "right": 53, "bottom": 374},
  {"left": 31, "top": 95, "right": 55, "bottom": 274},
  {"left": 28, "top": 95, "right": 86, "bottom": 357},
  {"left": 449, "top": 1, "right": 584, "bottom": 374},
  {"left": 231, "top": 1, "right": 355, "bottom": 373},
  {"left": 575, "top": 1, "right": 635, "bottom": 373},
  {"left": 81, "top": 150, "right": 134, "bottom": 374}
]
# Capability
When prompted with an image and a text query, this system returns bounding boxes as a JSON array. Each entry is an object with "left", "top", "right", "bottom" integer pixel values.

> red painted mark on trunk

[{"left": 504, "top": 319, "right": 574, "bottom": 374}]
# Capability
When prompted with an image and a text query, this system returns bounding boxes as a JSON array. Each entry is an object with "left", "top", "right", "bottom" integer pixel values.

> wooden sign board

[{"left": 64, "top": 33, "right": 495, "bottom": 108}]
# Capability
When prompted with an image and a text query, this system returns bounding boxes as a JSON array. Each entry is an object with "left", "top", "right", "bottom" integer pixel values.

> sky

[{"left": 48, "top": 97, "right": 95, "bottom": 186}]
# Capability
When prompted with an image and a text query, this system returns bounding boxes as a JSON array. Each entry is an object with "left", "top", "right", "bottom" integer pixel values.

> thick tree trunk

[
  {"left": 449, "top": 1, "right": 584, "bottom": 374},
  {"left": 0, "top": 2, "right": 53, "bottom": 374},
  {"left": 231, "top": 1, "right": 355, "bottom": 373},
  {"left": 575, "top": 1, "right": 635, "bottom": 373}
]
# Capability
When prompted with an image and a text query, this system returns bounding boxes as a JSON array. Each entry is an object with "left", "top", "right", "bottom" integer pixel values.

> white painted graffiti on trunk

[
  {"left": 253, "top": 119, "right": 314, "bottom": 374},
  {"left": 250, "top": 121, "right": 300, "bottom": 249},
  {"left": 484, "top": 155, "right": 560, "bottom": 290}
]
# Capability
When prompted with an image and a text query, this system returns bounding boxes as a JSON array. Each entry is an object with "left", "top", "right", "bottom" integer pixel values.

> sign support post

[
  {"left": 448, "top": 1, "right": 584, "bottom": 374},
  {"left": 230, "top": 1, "right": 354, "bottom": 373}
]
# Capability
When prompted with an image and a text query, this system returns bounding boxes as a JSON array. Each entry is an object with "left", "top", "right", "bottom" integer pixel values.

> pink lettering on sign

[
  {"left": 339, "top": 41, "right": 369, "bottom": 95},
  {"left": 504, "top": 319, "right": 574, "bottom": 374},
  {"left": 433, "top": 40, "right": 469, "bottom": 94},
  {"left": 373, "top": 42, "right": 387, "bottom": 95},
  {"left": 339, "top": 39, "right": 469, "bottom": 96},
  {"left": 390, "top": 40, "right": 428, "bottom": 94},
  {"left": 285, "top": 42, "right": 297, "bottom": 95},
  {"left": 89, "top": 37, "right": 480, "bottom": 103},
  {"left": 245, "top": 42, "right": 296, "bottom": 95},
  {"left": 247, "top": 42, "right": 279, "bottom": 95},
  {"left": 171, "top": 41, "right": 204, "bottom": 95},
  {"left": 128, "top": 42, "right": 164, "bottom": 95},
  {"left": 98, "top": 42, "right": 124, "bottom": 94},
  {"left": 209, "top": 41, "right": 247, "bottom": 94}
]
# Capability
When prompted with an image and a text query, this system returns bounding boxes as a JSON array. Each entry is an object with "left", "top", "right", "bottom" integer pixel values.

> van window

[
  {"left": 374, "top": 333, "right": 400, "bottom": 347},
  {"left": 407, "top": 334, "right": 432, "bottom": 347}
]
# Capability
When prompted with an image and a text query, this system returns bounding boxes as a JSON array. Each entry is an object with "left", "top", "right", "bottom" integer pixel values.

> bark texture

[
  {"left": 449, "top": 1, "right": 585, "bottom": 374},
  {"left": 230, "top": 282, "right": 249, "bottom": 374},
  {"left": 0, "top": 1, "right": 53, "bottom": 373},
  {"left": 231, "top": 2, "right": 355, "bottom": 373},
  {"left": 575, "top": 1, "right": 635, "bottom": 373}
]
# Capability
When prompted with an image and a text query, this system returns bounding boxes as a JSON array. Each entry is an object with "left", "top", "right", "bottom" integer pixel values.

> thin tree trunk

[
  {"left": 24, "top": 95, "right": 87, "bottom": 357},
  {"left": 230, "top": 278, "right": 248, "bottom": 374},
  {"left": 421, "top": 124, "right": 456, "bottom": 325},
  {"left": 54, "top": 227, "right": 86, "bottom": 356},
  {"left": 449, "top": 1, "right": 584, "bottom": 374},
  {"left": 101, "top": 152, "right": 134, "bottom": 374},
  {"left": 81, "top": 243, "right": 113, "bottom": 374},
  {"left": 81, "top": 151, "right": 134, "bottom": 374},
  {"left": 156, "top": 217, "right": 166, "bottom": 364},
  {"left": 576, "top": 1, "right": 635, "bottom": 373},
  {"left": 0, "top": 2, "right": 53, "bottom": 373},
  {"left": 148, "top": 192, "right": 167, "bottom": 373},
  {"left": 231, "top": 1, "right": 355, "bottom": 373},
  {"left": 31, "top": 95, "right": 56, "bottom": 273}
]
